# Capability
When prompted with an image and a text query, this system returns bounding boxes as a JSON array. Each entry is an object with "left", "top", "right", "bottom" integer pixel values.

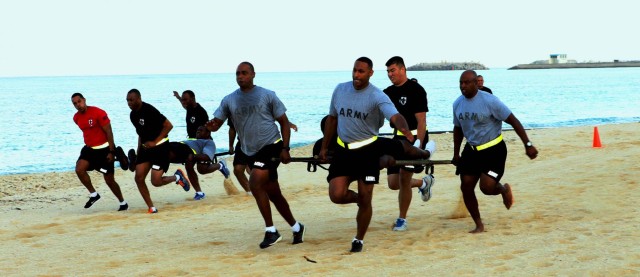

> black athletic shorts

[
  {"left": 78, "top": 146, "right": 114, "bottom": 174},
  {"left": 169, "top": 142, "right": 193, "bottom": 164},
  {"left": 327, "top": 137, "right": 404, "bottom": 184},
  {"left": 136, "top": 142, "right": 170, "bottom": 173},
  {"left": 386, "top": 133, "right": 429, "bottom": 175},
  {"left": 247, "top": 141, "right": 282, "bottom": 181},
  {"left": 455, "top": 140, "right": 507, "bottom": 181},
  {"left": 233, "top": 143, "right": 250, "bottom": 166}
]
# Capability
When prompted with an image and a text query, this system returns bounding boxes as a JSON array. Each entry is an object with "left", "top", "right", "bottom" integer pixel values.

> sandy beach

[{"left": 1, "top": 123, "right": 639, "bottom": 276}]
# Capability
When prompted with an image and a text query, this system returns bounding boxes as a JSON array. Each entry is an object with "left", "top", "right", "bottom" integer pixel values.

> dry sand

[{"left": 1, "top": 123, "right": 639, "bottom": 276}]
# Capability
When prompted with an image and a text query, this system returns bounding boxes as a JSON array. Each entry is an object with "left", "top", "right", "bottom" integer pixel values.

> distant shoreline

[
  {"left": 407, "top": 62, "right": 488, "bottom": 71},
  {"left": 509, "top": 61, "right": 640, "bottom": 70}
]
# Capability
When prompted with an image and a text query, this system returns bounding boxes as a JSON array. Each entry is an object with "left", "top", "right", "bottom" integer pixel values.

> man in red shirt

[{"left": 72, "top": 93, "right": 129, "bottom": 211}]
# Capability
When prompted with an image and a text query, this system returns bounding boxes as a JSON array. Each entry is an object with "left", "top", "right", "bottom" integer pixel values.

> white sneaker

[
  {"left": 425, "top": 140, "right": 436, "bottom": 157},
  {"left": 392, "top": 218, "right": 408, "bottom": 231},
  {"left": 419, "top": 174, "right": 435, "bottom": 202}
]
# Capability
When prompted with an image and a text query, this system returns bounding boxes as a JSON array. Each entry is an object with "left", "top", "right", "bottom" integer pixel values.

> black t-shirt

[
  {"left": 185, "top": 103, "right": 209, "bottom": 138},
  {"left": 383, "top": 80, "right": 428, "bottom": 130},
  {"left": 480, "top": 86, "right": 493, "bottom": 94},
  {"left": 130, "top": 102, "right": 168, "bottom": 143}
]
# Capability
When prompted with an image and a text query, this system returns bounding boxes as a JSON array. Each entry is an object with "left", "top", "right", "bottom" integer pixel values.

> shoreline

[{"left": 1, "top": 122, "right": 639, "bottom": 275}]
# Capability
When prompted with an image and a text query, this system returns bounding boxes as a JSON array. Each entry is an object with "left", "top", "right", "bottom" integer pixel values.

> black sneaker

[
  {"left": 259, "top": 231, "right": 282, "bottom": 249},
  {"left": 127, "top": 149, "right": 137, "bottom": 172},
  {"left": 292, "top": 223, "right": 305, "bottom": 244},
  {"left": 118, "top": 203, "right": 129, "bottom": 211},
  {"left": 84, "top": 193, "right": 101, "bottom": 209},
  {"left": 350, "top": 239, "right": 363, "bottom": 253},
  {"left": 115, "top": 146, "right": 129, "bottom": 171}
]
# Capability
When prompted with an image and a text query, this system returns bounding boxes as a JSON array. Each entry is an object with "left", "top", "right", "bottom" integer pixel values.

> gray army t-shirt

[
  {"left": 452, "top": 90, "right": 511, "bottom": 146},
  {"left": 329, "top": 81, "right": 398, "bottom": 143},
  {"left": 214, "top": 86, "right": 286, "bottom": 156},
  {"left": 182, "top": 139, "right": 216, "bottom": 161}
]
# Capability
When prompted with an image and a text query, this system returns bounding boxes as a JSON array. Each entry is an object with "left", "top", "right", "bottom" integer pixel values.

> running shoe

[
  {"left": 148, "top": 207, "right": 158, "bottom": 214},
  {"left": 350, "top": 239, "right": 363, "bottom": 253},
  {"left": 259, "top": 231, "right": 282, "bottom": 249},
  {"left": 127, "top": 149, "right": 137, "bottom": 172},
  {"left": 84, "top": 193, "right": 101, "bottom": 209},
  {"left": 419, "top": 174, "right": 435, "bottom": 202},
  {"left": 218, "top": 160, "right": 230, "bottom": 179},
  {"left": 115, "top": 146, "right": 129, "bottom": 170},
  {"left": 175, "top": 169, "right": 191, "bottom": 191},
  {"left": 118, "top": 202, "right": 129, "bottom": 211},
  {"left": 292, "top": 223, "right": 305, "bottom": 244},
  {"left": 194, "top": 192, "right": 206, "bottom": 201},
  {"left": 392, "top": 218, "right": 408, "bottom": 231}
]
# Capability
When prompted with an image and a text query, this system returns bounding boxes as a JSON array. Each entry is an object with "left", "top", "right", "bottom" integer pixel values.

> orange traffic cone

[{"left": 592, "top": 126, "right": 603, "bottom": 148}]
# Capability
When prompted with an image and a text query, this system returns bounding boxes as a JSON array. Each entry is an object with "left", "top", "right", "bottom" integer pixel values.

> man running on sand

[{"left": 452, "top": 70, "right": 538, "bottom": 233}]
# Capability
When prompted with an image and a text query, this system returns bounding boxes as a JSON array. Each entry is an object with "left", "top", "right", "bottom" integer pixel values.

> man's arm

[
  {"left": 415, "top": 111, "right": 426, "bottom": 148},
  {"left": 144, "top": 119, "right": 173, "bottom": 148},
  {"left": 320, "top": 115, "right": 338, "bottom": 161},
  {"left": 276, "top": 113, "right": 291, "bottom": 164},
  {"left": 172, "top": 91, "right": 187, "bottom": 110},
  {"left": 101, "top": 123, "right": 116, "bottom": 162},
  {"left": 228, "top": 126, "right": 236, "bottom": 154},
  {"left": 504, "top": 114, "right": 538, "bottom": 159},
  {"left": 390, "top": 113, "right": 414, "bottom": 142},
  {"left": 452, "top": 126, "right": 464, "bottom": 164},
  {"left": 205, "top": 118, "right": 225, "bottom": 132}
]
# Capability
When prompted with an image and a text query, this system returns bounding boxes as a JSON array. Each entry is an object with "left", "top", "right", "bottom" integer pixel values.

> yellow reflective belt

[
  {"left": 179, "top": 141, "right": 197, "bottom": 154},
  {"left": 337, "top": 136, "right": 378, "bottom": 149},
  {"left": 90, "top": 142, "right": 109, "bottom": 149},
  {"left": 394, "top": 128, "right": 428, "bottom": 136},
  {"left": 274, "top": 138, "right": 282, "bottom": 144},
  {"left": 470, "top": 134, "right": 503, "bottom": 151},
  {"left": 156, "top": 137, "right": 169, "bottom": 146}
]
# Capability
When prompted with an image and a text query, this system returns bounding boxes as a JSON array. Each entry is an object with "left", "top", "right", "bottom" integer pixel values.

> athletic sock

[
  {"left": 196, "top": 191, "right": 204, "bottom": 195},
  {"left": 120, "top": 201, "right": 127, "bottom": 205},
  {"left": 90, "top": 192, "right": 98, "bottom": 197},
  {"left": 420, "top": 179, "right": 427, "bottom": 190},
  {"left": 291, "top": 222, "right": 300, "bottom": 232},
  {"left": 265, "top": 226, "right": 277, "bottom": 233},
  {"left": 174, "top": 174, "right": 180, "bottom": 183},
  {"left": 352, "top": 237, "right": 363, "bottom": 244}
]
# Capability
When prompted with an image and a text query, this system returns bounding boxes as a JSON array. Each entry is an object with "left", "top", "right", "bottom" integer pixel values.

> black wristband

[{"left": 283, "top": 147, "right": 290, "bottom": 151}]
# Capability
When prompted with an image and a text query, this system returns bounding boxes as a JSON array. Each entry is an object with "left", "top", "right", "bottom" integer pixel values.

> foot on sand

[{"left": 502, "top": 183, "right": 514, "bottom": 210}]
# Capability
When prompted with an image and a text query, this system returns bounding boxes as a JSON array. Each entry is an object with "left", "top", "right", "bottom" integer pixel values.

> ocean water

[{"left": 1, "top": 68, "right": 639, "bottom": 175}]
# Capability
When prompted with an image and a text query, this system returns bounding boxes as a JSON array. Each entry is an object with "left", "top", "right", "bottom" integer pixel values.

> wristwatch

[{"left": 525, "top": 141, "right": 533, "bottom": 148}]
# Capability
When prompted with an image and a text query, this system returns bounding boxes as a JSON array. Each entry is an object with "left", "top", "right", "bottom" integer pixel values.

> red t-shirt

[{"left": 73, "top": 106, "right": 111, "bottom": 147}]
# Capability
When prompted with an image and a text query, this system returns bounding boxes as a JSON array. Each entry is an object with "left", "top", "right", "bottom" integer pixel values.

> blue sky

[{"left": 1, "top": 0, "right": 637, "bottom": 77}]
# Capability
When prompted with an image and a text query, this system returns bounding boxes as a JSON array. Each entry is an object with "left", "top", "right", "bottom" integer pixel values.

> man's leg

[
  {"left": 103, "top": 173, "right": 125, "bottom": 202},
  {"left": 355, "top": 180, "right": 374, "bottom": 240},
  {"left": 234, "top": 164, "right": 251, "bottom": 192},
  {"left": 478, "top": 174, "right": 513, "bottom": 209},
  {"left": 149, "top": 169, "right": 179, "bottom": 187},
  {"left": 397, "top": 169, "right": 416, "bottom": 219},
  {"left": 134, "top": 162, "right": 154, "bottom": 209},
  {"left": 460, "top": 174, "right": 483, "bottom": 233},
  {"left": 249, "top": 168, "right": 274, "bottom": 227},
  {"left": 328, "top": 176, "right": 357, "bottom": 204},
  {"left": 265, "top": 179, "right": 296, "bottom": 226},
  {"left": 185, "top": 158, "right": 202, "bottom": 193},
  {"left": 75, "top": 159, "right": 95, "bottom": 193}
]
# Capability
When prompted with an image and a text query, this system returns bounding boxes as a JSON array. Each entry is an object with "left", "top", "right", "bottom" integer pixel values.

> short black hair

[
  {"left": 182, "top": 90, "right": 195, "bottom": 98},
  {"left": 385, "top": 56, "right": 405, "bottom": 68},
  {"left": 71, "top": 92, "right": 84, "bottom": 99},
  {"left": 240, "top": 61, "right": 255, "bottom": 73},
  {"left": 356, "top": 57, "right": 373, "bottom": 69},
  {"left": 127, "top": 88, "right": 141, "bottom": 97}
]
